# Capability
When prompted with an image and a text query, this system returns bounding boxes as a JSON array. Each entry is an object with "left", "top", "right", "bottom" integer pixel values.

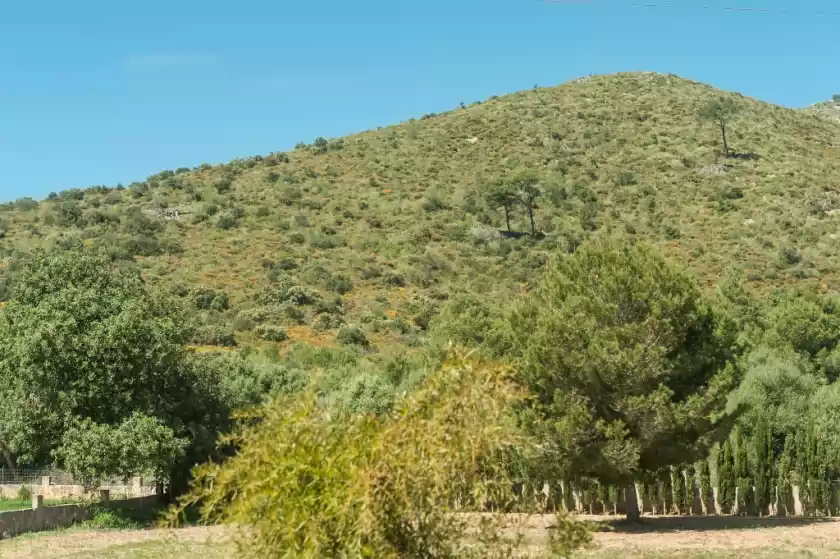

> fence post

[
  {"left": 32, "top": 494, "right": 44, "bottom": 509},
  {"left": 99, "top": 489, "right": 110, "bottom": 503},
  {"left": 132, "top": 476, "right": 142, "bottom": 496},
  {"left": 41, "top": 475, "right": 51, "bottom": 488}
]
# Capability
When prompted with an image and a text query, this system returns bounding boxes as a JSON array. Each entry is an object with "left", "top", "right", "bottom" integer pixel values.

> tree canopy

[
  {"left": 504, "top": 238, "right": 739, "bottom": 516},
  {"left": 0, "top": 247, "right": 231, "bottom": 490}
]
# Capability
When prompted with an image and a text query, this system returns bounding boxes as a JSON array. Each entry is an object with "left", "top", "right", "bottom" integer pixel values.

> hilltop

[{"left": 2, "top": 72, "right": 840, "bottom": 351}]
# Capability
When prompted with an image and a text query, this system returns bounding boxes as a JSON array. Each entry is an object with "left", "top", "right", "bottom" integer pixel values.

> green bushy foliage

[
  {"left": 171, "top": 354, "right": 591, "bottom": 558},
  {"left": 254, "top": 324, "right": 288, "bottom": 342},
  {"left": 337, "top": 325, "right": 370, "bottom": 348}
]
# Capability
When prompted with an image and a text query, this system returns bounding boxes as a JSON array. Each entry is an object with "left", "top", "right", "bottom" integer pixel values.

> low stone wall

[
  {"left": 0, "top": 476, "right": 156, "bottom": 500},
  {"left": 0, "top": 493, "right": 163, "bottom": 539}
]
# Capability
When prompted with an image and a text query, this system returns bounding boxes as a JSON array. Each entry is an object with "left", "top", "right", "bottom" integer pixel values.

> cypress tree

[
  {"left": 796, "top": 429, "right": 809, "bottom": 512},
  {"left": 734, "top": 428, "right": 751, "bottom": 515},
  {"left": 777, "top": 433, "right": 794, "bottom": 515},
  {"left": 661, "top": 470, "right": 673, "bottom": 514},
  {"left": 596, "top": 481, "right": 608, "bottom": 515},
  {"left": 718, "top": 440, "right": 736, "bottom": 513},
  {"left": 608, "top": 485, "right": 619, "bottom": 515},
  {"left": 698, "top": 458, "right": 712, "bottom": 515},
  {"left": 646, "top": 481, "right": 657, "bottom": 515},
  {"left": 752, "top": 418, "right": 772, "bottom": 516},
  {"left": 671, "top": 466, "right": 685, "bottom": 515},
  {"left": 684, "top": 464, "right": 696, "bottom": 515}
]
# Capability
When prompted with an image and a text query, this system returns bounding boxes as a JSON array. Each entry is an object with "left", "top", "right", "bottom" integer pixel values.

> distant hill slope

[
  {"left": 811, "top": 99, "right": 840, "bottom": 122},
  {"left": 3, "top": 72, "right": 840, "bottom": 350}
]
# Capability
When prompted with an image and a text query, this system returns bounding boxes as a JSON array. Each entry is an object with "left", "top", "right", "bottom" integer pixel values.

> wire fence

[{"left": 0, "top": 469, "right": 156, "bottom": 487}]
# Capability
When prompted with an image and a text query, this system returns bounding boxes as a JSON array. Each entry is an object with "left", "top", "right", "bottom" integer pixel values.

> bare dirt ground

[
  {"left": 4, "top": 515, "right": 840, "bottom": 558},
  {"left": 0, "top": 525, "right": 232, "bottom": 558}
]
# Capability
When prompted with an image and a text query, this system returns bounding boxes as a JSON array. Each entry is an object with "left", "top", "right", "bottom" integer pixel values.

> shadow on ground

[{"left": 592, "top": 515, "right": 836, "bottom": 534}]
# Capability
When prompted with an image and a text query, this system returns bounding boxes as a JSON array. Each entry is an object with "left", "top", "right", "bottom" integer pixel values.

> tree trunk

[
  {"left": 527, "top": 206, "right": 536, "bottom": 236},
  {"left": 720, "top": 120, "right": 729, "bottom": 158},
  {"left": 0, "top": 442, "right": 17, "bottom": 472},
  {"left": 503, "top": 205, "right": 511, "bottom": 232},
  {"left": 625, "top": 482, "right": 641, "bottom": 521}
]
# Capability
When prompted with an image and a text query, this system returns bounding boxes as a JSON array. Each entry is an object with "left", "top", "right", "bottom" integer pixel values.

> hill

[{"left": 2, "top": 72, "right": 840, "bottom": 351}]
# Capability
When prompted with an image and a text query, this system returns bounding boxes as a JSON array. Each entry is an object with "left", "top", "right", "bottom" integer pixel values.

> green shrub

[
  {"left": 17, "top": 486, "right": 32, "bottom": 502},
  {"left": 193, "top": 325, "right": 236, "bottom": 347},
  {"left": 326, "top": 274, "right": 353, "bottom": 294},
  {"left": 312, "top": 313, "right": 345, "bottom": 331},
  {"left": 337, "top": 325, "right": 369, "bottom": 348},
  {"left": 171, "top": 354, "right": 588, "bottom": 558},
  {"left": 216, "top": 214, "right": 238, "bottom": 230},
  {"left": 255, "top": 324, "right": 288, "bottom": 342}
]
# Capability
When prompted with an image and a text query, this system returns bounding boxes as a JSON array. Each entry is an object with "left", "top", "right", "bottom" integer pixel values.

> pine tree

[
  {"left": 752, "top": 418, "right": 772, "bottom": 516},
  {"left": 698, "top": 458, "right": 712, "bottom": 515},
  {"left": 718, "top": 440, "right": 736, "bottom": 513}
]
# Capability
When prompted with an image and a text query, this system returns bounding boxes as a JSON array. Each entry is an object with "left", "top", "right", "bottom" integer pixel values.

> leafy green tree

[
  {"left": 727, "top": 348, "right": 820, "bottom": 437},
  {"left": 0, "top": 248, "right": 231, "bottom": 494},
  {"left": 55, "top": 413, "right": 188, "bottom": 490},
  {"left": 506, "top": 238, "right": 739, "bottom": 520},
  {"left": 697, "top": 97, "right": 740, "bottom": 158}
]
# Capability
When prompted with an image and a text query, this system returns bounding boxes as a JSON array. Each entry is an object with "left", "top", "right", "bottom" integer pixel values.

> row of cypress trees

[{"left": 550, "top": 419, "right": 837, "bottom": 516}]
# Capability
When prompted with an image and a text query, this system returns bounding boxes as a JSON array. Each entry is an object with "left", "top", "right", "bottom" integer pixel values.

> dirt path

[
  {"left": 0, "top": 525, "right": 230, "bottom": 558},
  {"left": 4, "top": 516, "right": 840, "bottom": 558}
]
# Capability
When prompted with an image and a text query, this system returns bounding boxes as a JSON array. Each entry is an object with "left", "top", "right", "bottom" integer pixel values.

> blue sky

[{"left": 1, "top": 0, "right": 838, "bottom": 202}]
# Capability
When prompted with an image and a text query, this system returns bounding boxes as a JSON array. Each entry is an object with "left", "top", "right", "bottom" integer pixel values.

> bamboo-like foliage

[{"left": 169, "top": 353, "right": 591, "bottom": 558}]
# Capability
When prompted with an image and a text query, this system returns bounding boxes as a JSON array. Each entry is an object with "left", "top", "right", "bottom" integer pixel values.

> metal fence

[{"left": 0, "top": 469, "right": 156, "bottom": 487}]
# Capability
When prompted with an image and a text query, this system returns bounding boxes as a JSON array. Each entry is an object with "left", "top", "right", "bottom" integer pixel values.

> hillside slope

[{"left": 2, "top": 72, "right": 840, "bottom": 350}]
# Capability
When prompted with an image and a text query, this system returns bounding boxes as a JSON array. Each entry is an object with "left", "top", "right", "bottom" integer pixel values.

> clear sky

[{"left": 1, "top": 0, "right": 838, "bottom": 202}]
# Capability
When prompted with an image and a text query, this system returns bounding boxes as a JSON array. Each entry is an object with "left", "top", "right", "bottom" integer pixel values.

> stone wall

[
  {"left": 0, "top": 492, "right": 162, "bottom": 539},
  {"left": 0, "top": 476, "right": 156, "bottom": 500}
]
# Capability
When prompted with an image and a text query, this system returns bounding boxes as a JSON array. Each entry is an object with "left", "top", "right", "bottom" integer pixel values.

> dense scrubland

[{"left": 3, "top": 73, "right": 840, "bottom": 557}]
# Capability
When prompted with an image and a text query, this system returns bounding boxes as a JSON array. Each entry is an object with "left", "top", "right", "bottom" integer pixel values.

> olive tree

[{"left": 505, "top": 238, "right": 739, "bottom": 520}]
